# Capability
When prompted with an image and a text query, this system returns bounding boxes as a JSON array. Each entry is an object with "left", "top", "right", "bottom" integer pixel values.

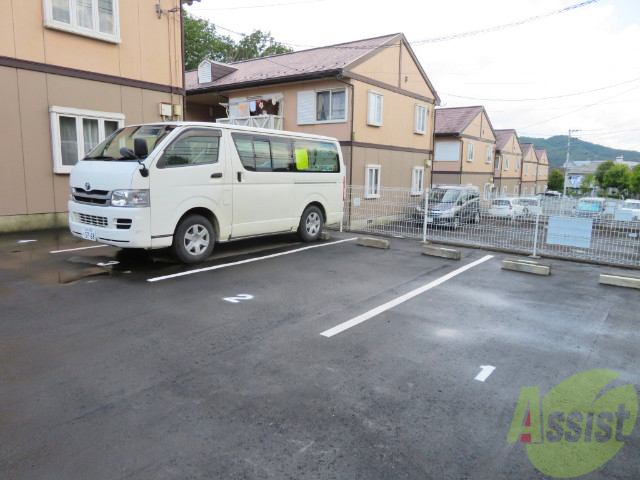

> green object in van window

[{"left": 295, "top": 149, "right": 309, "bottom": 170}]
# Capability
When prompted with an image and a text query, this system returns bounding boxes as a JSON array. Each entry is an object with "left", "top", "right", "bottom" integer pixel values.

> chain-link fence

[{"left": 336, "top": 185, "right": 640, "bottom": 268}]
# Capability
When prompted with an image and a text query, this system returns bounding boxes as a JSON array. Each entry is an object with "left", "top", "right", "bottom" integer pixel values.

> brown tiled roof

[
  {"left": 187, "top": 33, "right": 402, "bottom": 91},
  {"left": 434, "top": 106, "right": 484, "bottom": 135},
  {"left": 535, "top": 149, "right": 548, "bottom": 162},
  {"left": 520, "top": 142, "right": 534, "bottom": 156},
  {"left": 494, "top": 129, "right": 516, "bottom": 151}
]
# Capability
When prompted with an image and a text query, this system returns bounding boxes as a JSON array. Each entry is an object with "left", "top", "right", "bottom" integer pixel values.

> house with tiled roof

[
  {"left": 0, "top": 0, "right": 186, "bottom": 232},
  {"left": 493, "top": 129, "right": 523, "bottom": 196},
  {"left": 534, "top": 149, "right": 549, "bottom": 194},
  {"left": 520, "top": 143, "right": 537, "bottom": 196},
  {"left": 432, "top": 106, "right": 496, "bottom": 199},
  {"left": 185, "top": 33, "right": 440, "bottom": 195}
]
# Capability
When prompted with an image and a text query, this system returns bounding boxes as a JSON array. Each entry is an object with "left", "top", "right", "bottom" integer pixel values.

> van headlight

[
  {"left": 440, "top": 208, "right": 455, "bottom": 217},
  {"left": 111, "top": 189, "right": 150, "bottom": 207}
]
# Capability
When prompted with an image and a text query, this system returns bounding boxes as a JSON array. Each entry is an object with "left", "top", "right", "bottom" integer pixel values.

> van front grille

[
  {"left": 77, "top": 213, "right": 108, "bottom": 227},
  {"left": 72, "top": 187, "right": 111, "bottom": 206}
]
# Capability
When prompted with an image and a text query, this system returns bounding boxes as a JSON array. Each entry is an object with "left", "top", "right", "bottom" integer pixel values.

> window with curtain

[
  {"left": 467, "top": 142, "right": 475, "bottom": 162},
  {"left": 365, "top": 165, "right": 381, "bottom": 199},
  {"left": 44, "top": 0, "right": 119, "bottom": 42},
  {"left": 50, "top": 107, "right": 124, "bottom": 174},
  {"left": 414, "top": 105, "right": 427, "bottom": 134},
  {"left": 315, "top": 89, "right": 346, "bottom": 122},
  {"left": 485, "top": 146, "right": 493, "bottom": 164},
  {"left": 411, "top": 166, "right": 424, "bottom": 195},
  {"left": 367, "top": 91, "right": 383, "bottom": 126}
]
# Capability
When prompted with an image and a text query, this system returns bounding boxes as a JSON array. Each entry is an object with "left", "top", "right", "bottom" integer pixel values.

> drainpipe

[
  {"left": 336, "top": 72, "right": 355, "bottom": 230},
  {"left": 179, "top": 2, "right": 187, "bottom": 118}
]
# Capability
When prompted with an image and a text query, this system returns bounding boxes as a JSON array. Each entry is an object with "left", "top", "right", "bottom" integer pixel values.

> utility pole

[{"left": 563, "top": 129, "right": 581, "bottom": 197}]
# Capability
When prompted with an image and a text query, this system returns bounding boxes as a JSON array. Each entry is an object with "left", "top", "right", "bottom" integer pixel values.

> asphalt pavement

[{"left": 0, "top": 228, "right": 638, "bottom": 479}]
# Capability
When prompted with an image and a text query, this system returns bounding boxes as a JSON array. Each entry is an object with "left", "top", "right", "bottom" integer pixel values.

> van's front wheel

[
  {"left": 172, "top": 214, "right": 215, "bottom": 263},
  {"left": 298, "top": 206, "right": 323, "bottom": 242}
]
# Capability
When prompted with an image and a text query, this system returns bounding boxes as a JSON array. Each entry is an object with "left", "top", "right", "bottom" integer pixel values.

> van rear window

[{"left": 232, "top": 133, "right": 340, "bottom": 173}]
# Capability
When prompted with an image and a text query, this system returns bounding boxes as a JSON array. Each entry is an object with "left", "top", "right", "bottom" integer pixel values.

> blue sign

[{"left": 546, "top": 217, "right": 593, "bottom": 248}]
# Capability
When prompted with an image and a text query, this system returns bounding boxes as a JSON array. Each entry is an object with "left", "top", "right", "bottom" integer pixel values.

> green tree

[
  {"left": 183, "top": 12, "right": 234, "bottom": 70},
  {"left": 183, "top": 12, "right": 292, "bottom": 70},
  {"left": 232, "top": 30, "right": 292, "bottom": 62},
  {"left": 629, "top": 165, "right": 640, "bottom": 195},
  {"left": 579, "top": 173, "right": 595, "bottom": 195},
  {"left": 594, "top": 160, "right": 615, "bottom": 187},
  {"left": 548, "top": 170, "right": 564, "bottom": 191},
  {"left": 602, "top": 164, "right": 630, "bottom": 192}
]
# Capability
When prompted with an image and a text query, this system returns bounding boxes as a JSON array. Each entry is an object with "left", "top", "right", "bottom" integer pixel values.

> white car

[
  {"left": 517, "top": 197, "right": 542, "bottom": 217},
  {"left": 620, "top": 199, "right": 640, "bottom": 221},
  {"left": 488, "top": 198, "right": 526, "bottom": 219}
]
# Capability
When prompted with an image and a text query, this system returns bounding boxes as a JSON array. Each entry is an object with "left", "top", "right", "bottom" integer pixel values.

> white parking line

[
  {"left": 147, "top": 238, "right": 358, "bottom": 283},
  {"left": 50, "top": 245, "right": 109, "bottom": 254},
  {"left": 475, "top": 365, "right": 496, "bottom": 382},
  {"left": 320, "top": 254, "right": 494, "bottom": 338}
]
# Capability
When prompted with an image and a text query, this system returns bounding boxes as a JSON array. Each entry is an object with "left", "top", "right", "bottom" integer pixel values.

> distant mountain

[{"left": 518, "top": 136, "right": 640, "bottom": 168}]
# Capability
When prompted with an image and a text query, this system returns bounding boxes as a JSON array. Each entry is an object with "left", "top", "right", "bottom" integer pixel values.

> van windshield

[
  {"left": 429, "top": 188, "right": 460, "bottom": 204},
  {"left": 577, "top": 200, "right": 602, "bottom": 211},
  {"left": 83, "top": 125, "right": 175, "bottom": 161}
]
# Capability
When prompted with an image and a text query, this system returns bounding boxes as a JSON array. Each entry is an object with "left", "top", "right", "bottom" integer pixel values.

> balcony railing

[{"left": 216, "top": 115, "right": 283, "bottom": 130}]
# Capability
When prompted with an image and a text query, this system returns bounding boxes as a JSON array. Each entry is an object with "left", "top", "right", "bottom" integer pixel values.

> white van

[{"left": 68, "top": 122, "right": 345, "bottom": 263}]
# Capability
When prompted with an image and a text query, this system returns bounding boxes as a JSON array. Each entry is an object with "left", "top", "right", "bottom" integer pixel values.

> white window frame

[
  {"left": 532, "top": 186, "right": 536, "bottom": 195},
  {"left": 494, "top": 155, "right": 501, "bottom": 170},
  {"left": 523, "top": 187, "right": 527, "bottom": 196},
  {"left": 43, "top": 0, "right": 121, "bottom": 44},
  {"left": 525, "top": 164, "right": 529, "bottom": 176},
  {"left": 49, "top": 106, "right": 125, "bottom": 174},
  {"left": 297, "top": 88, "right": 347, "bottom": 125},
  {"left": 514, "top": 185, "right": 519, "bottom": 196},
  {"left": 365, "top": 164, "right": 381, "bottom": 199},
  {"left": 466, "top": 142, "right": 475, "bottom": 162},
  {"left": 414, "top": 104, "right": 428, "bottom": 134},
  {"left": 504, "top": 156, "right": 510, "bottom": 171},
  {"left": 485, "top": 146, "right": 493, "bottom": 164},
  {"left": 411, "top": 166, "right": 424, "bottom": 195},
  {"left": 315, "top": 88, "right": 347, "bottom": 123},
  {"left": 502, "top": 186, "right": 508, "bottom": 196},
  {"left": 483, "top": 182, "right": 491, "bottom": 200},
  {"left": 515, "top": 157, "right": 520, "bottom": 172},
  {"left": 367, "top": 90, "right": 383, "bottom": 127}
]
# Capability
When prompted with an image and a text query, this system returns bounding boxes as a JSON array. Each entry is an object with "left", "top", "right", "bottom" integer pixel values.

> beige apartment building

[
  {"left": 185, "top": 33, "right": 440, "bottom": 197},
  {"left": 0, "top": 0, "right": 185, "bottom": 231},
  {"left": 493, "top": 129, "right": 523, "bottom": 196},
  {"left": 520, "top": 143, "right": 538, "bottom": 196},
  {"left": 535, "top": 149, "right": 550, "bottom": 193},
  {"left": 432, "top": 106, "right": 497, "bottom": 198}
]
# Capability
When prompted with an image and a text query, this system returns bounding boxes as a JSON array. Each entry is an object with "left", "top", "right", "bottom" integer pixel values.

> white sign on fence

[{"left": 546, "top": 217, "right": 593, "bottom": 248}]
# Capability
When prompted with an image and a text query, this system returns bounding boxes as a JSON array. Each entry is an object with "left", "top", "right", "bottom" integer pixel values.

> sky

[{"left": 185, "top": 0, "right": 640, "bottom": 153}]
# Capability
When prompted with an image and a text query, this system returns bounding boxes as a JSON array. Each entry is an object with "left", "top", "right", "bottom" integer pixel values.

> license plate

[
  {"left": 82, "top": 227, "right": 96, "bottom": 241},
  {"left": 426, "top": 217, "right": 434, "bottom": 223}
]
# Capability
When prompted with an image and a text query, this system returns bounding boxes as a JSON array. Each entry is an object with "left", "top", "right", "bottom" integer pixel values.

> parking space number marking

[{"left": 223, "top": 294, "right": 253, "bottom": 304}]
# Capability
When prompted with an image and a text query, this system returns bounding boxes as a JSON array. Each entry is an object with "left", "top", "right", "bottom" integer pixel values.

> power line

[
  {"left": 440, "top": 76, "right": 640, "bottom": 102},
  {"left": 186, "top": 0, "right": 601, "bottom": 49},
  {"left": 516, "top": 85, "right": 640, "bottom": 130},
  {"left": 189, "top": 0, "right": 324, "bottom": 11}
]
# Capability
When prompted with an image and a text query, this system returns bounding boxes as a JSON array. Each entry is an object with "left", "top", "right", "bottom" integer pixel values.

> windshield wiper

[{"left": 84, "top": 155, "right": 114, "bottom": 161}]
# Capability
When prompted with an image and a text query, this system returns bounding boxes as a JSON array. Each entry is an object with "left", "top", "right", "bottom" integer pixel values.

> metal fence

[{"left": 336, "top": 186, "right": 640, "bottom": 268}]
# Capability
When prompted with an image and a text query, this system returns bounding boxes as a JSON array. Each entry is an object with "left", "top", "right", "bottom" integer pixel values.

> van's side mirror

[{"left": 134, "top": 138, "right": 149, "bottom": 158}]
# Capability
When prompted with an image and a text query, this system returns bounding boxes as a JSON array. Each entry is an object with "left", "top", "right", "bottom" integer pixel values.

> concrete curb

[
  {"left": 502, "top": 258, "right": 551, "bottom": 276},
  {"left": 319, "top": 232, "right": 331, "bottom": 241},
  {"left": 599, "top": 272, "right": 640, "bottom": 290},
  {"left": 356, "top": 237, "right": 390, "bottom": 249},
  {"left": 421, "top": 244, "right": 461, "bottom": 260}
]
